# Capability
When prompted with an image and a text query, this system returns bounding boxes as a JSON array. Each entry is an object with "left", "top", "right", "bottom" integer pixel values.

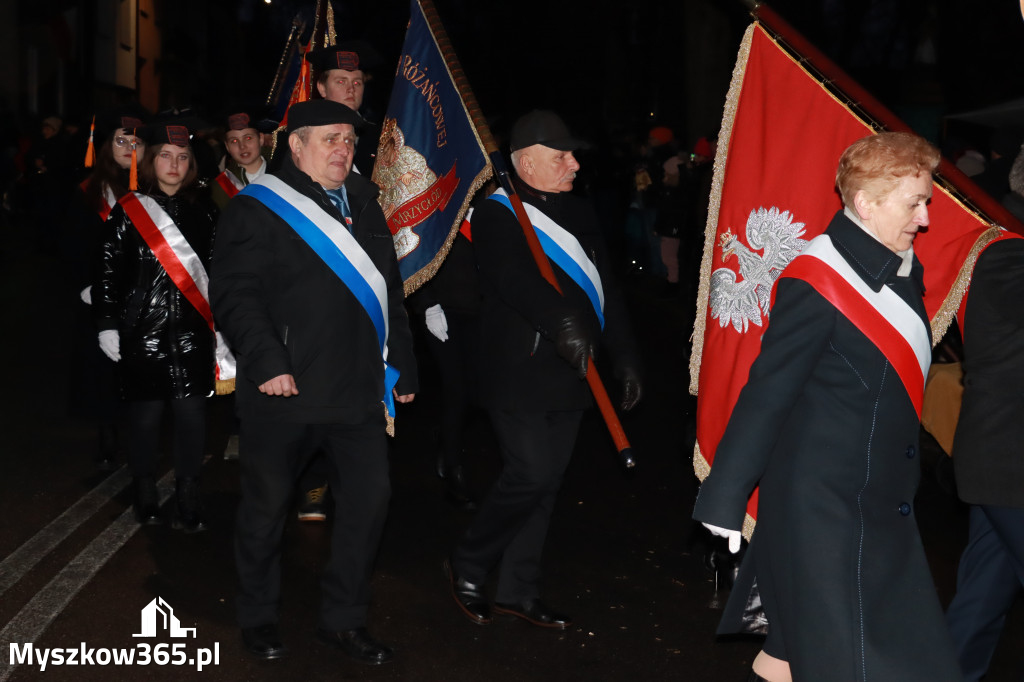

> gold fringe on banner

[
  {"left": 688, "top": 22, "right": 755, "bottom": 398},
  {"left": 215, "top": 378, "right": 236, "bottom": 395},
  {"left": 690, "top": 25, "right": 754, "bottom": 534},
  {"left": 930, "top": 225, "right": 1008, "bottom": 340},
  {"left": 400, "top": 169, "right": 492, "bottom": 297}
]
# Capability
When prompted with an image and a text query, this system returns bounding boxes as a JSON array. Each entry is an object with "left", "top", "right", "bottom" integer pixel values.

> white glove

[
  {"left": 702, "top": 522, "right": 742, "bottom": 554},
  {"left": 425, "top": 304, "right": 449, "bottom": 342},
  {"left": 98, "top": 330, "right": 121, "bottom": 362},
  {"left": 80, "top": 286, "right": 92, "bottom": 305}
]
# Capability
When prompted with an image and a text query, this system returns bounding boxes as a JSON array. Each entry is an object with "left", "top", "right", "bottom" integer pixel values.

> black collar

[{"left": 824, "top": 210, "right": 924, "bottom": 293}]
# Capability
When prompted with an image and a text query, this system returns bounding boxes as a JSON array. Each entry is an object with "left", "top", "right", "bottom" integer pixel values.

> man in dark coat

[
  {"left": 210, "top": 100, "right": 417, "bottom": 665},
  {"left": 946, "top": 236, "right": 1024, "bottom": 681},
  {"left": 444, "top": 110, "right": 642, "bottom": 629}
]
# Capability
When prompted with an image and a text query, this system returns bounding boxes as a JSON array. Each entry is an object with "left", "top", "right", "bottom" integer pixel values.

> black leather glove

[
  {"left": 619, "top": 365, "right": 642, "bottom": 411},
  {"left": 553, "top": 314, "right": 597, "bottom": 379}
]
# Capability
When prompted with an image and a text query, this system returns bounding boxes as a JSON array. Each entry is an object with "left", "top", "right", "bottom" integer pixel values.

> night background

[
  {"left": 5, "top": 0, "right": 1024, "bottom": 156},
  {"left": 2, "top": 3, "right": 1024, "bottom": 680}
]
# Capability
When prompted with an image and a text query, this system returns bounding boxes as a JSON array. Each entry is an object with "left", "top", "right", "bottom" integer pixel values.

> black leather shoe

[
  {"left": 444, "top": 559, "right": 491, "bottom": 624},
  {"left": 171, "top": 477, "right": 208, "bottom": 533},
  {"left": 493, "top": 598, "right": 572, "bottom": 630},
  {"left": 241, "top": 623, "right": 288, "bottom": 660},
  {"left": 441, "top": 465, "right": 479, "bottom": 511},
  {"left": 132, "top": 477, "right": 161, "bottom": 525},
  {"left": 316, "top": 627, "right": 393, "bottom": 665}
]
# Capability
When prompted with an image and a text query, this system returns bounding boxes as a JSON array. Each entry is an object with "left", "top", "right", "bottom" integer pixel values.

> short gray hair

[{"left": 510, "top": 148, "right": 524, "bottom": 176}]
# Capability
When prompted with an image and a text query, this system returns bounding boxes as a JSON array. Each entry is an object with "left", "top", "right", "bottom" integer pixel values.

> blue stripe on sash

[
  {"left": 489, "top": 193, "right": 605, "bottom": 329},
  {"left": 241, "top": 183, "right": 387, "bottom": 351},
  {"left": 240, "top": 182, "right": 402, "bottom": 419}
]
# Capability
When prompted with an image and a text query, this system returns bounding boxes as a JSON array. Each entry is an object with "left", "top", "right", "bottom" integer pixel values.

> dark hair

[
  {"left": 83, "top": 140, "right": 132, "bottom": 212},
  {"left": 139, "top": 143, "right": 199, "bottom": 198}
]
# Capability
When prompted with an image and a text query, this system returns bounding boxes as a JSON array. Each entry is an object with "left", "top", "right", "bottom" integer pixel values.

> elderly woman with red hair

[{"left": 693, "top": 132, "right": 961, "bottom": 681}]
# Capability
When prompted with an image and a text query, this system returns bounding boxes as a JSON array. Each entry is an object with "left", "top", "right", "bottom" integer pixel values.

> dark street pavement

[{"left": 1, "top": 229, "right": 1022, "bottom": 682}]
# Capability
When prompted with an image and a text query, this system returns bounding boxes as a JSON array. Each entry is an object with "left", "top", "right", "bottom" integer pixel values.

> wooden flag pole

[{"left": 418, "top": 0, "right": 635, "bottom": 468}]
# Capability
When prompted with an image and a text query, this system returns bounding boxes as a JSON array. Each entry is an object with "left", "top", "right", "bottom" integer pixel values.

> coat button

[
  {"left": 899, "top": 502, "right": 912, "bottom": 516},
  {"left": 905, "top": 445, "right": 916, "bottom": 459}
]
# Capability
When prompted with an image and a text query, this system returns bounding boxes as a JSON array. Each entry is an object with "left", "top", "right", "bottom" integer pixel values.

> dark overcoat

[
  {"left": 471, "top": 178, "right": 639, "bottom": 411},
  {"left": 94, "top": 189, "right": 217, "bottom": 401},
  {"left": 952, "top": 236, "right": 1024, "bottom": 508},
  {"left": 209, "top": 154, "right": 417, "bottom": 424},
  {"left": 693, "top": 211, "right": 960, "bottom": 681}
]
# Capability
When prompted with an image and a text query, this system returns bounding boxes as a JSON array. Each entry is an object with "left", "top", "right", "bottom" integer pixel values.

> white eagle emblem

[{"left": 710, "top": 207, "right": 808, "bottom": 333}]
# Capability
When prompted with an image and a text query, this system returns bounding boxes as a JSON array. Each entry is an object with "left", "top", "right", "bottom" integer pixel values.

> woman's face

[
  {"left": 110, "top": 128, "right": 144, "bottom": 170},
  {"left": 153, "top": 144, "right": 192, "bottom": 195},
  {"left": 857, "top": 172, "right": 933, "bottom": 252}
]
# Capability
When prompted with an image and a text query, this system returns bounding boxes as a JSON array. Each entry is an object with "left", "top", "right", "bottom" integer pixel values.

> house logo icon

[{"left": 133, "top": 597, "right": 197, "bottom": 638}]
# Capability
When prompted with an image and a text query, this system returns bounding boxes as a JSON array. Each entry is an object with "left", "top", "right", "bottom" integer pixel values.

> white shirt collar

[{"left": 244, "top": 156, "right": 267, "bottom": 181}]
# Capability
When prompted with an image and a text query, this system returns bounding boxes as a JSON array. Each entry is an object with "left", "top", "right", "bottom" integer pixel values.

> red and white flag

[{"left": 691, "top": 16, "right": 1016, "bottom": 537}]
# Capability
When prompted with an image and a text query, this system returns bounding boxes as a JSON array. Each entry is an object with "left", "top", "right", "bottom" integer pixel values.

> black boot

[
  {"left": 172, "top": 477, "right": 207, "bottom": 533},
  {"left": 133, "top": 477, "right": 161, "bottom": 525},
  {"left": 96, "top": 423, "right": 118, "bottom": 471},
  {"left": 440, "top": 465, "right": 478, "bottom": 511}
]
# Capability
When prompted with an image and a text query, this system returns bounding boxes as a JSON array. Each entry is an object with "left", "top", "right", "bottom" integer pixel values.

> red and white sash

[
  {"left": 81, "top": 179, "right": 118, "bottom": 221},
  {"left": 774, "top": 235, "right": 931, "bottom": 417},
  {"left": 213, "top": 170, "right": 244, "bottom": 199},
  {"left": 118, "top": 192, "right": 236, "bottom": 384}
]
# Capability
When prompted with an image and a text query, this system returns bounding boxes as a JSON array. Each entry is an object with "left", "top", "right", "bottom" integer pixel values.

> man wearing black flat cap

[
  {"left": 306, "top": 41, "right": 383, "bottom": 175},
  {"left": 211, "top": 99, "right": 417, "bottom": 665},
  {"left": 445, "top": 110, "right": 642, "bottom": 630},
  {"left": 296, "top": 42, "right": 385, "bottom": 522}
]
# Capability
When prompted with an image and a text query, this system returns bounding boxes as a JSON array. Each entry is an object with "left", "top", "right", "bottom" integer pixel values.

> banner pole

[{"left": 418, "top": 0, "right": 635, "bottom": 468}]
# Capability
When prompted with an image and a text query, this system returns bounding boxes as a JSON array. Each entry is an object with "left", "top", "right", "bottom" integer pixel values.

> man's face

[
  {"left": 316, "top": 69, "right": 366, "bottom": 111},
  {"left": 224, "top": 128, "right": 263, "bottom": 169},
  {"left": 520, "top": 144, "right": 580, "bottom": 193},
  {"left": 290, "top": 123, "right": 356, "bottom": 189}
]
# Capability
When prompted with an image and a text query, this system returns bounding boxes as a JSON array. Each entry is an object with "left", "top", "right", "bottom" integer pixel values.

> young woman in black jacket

[{"left": 94, "top": 121, "right": 218, "bottom": 532}]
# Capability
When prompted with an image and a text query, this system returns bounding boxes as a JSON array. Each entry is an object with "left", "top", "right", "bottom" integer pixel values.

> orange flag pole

[{"left": 417, "top": 0, "right": 635, "bottom": 468}]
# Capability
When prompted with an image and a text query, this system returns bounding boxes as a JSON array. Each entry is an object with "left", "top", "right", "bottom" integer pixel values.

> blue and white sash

[
  {"left": 238, "top": 175, "right": 401, "bottom": 423},
  {"left": 488, "top": 188, "right": 605, "bottom": 328}
]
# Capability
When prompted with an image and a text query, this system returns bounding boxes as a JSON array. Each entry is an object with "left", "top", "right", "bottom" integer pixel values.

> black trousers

[
  {"left": 127, "top": 396, "right": 206, "bottom": 479},
  {"left": 946, "top": 504, "right": 1024, "bottom": 681},
  {"left": 452, "top": 409, "right": 582, "bottom": 603},
  {"left": 234, "top": 416, "right": 390, "bottom": 631},
  {"left": 424, "top": 311, "right": 479, "bottom": 468}
]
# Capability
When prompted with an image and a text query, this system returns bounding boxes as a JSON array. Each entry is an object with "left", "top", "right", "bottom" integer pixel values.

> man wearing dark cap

[
  {"left": 211, "top": 99, "right": 417, "bottom": 665},
  {"left": 445, "top": 110, "right": 642, "bottom": 630},
  {"left": 305, "top": 42, "right": 382, "bottom": 174},
  {"left": 210, "top": 110, "right": 274, "bottom": 210}
]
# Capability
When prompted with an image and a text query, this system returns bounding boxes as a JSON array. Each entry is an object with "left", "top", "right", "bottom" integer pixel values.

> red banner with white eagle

[{"left": 690, "top": 16, "right": 1013, "bottom": 538}]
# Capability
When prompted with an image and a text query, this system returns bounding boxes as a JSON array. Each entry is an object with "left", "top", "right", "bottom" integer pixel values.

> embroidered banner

[
  {"left": 691, "top": 20, "right": 1009, "bottom": 536},
  {"left": 371, "top": 0, "right": 492, "bottom": 294}
]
